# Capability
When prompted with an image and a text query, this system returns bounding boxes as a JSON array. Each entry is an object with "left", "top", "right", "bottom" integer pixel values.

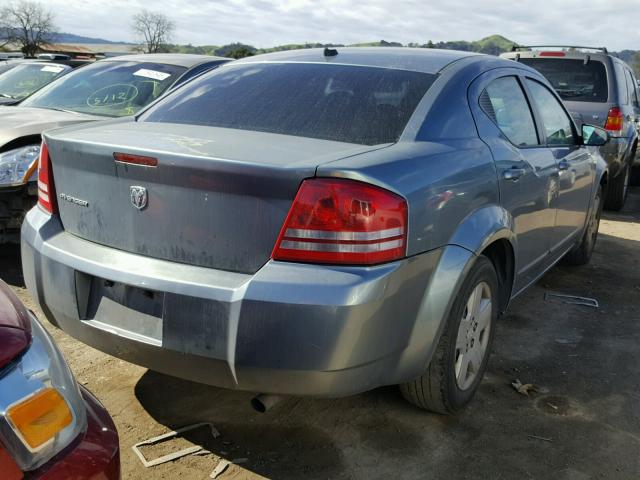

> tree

[
  {"left": 0, "top": 1, "right": 56, "bottom": 57},
  {"left": 132, "top": 10, "right": 175, "bottom": 54}
]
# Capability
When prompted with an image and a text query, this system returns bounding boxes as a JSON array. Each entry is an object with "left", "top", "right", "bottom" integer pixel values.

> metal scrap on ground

[
  {"left": 131, "top": 423, "right": 220, "bottom": 468},
  {"left": 544, "top": 292, "right": 599, "bottom": 308}
]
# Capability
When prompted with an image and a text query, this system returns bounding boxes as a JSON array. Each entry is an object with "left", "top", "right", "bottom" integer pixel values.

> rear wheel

[
  {"left": 631, "top": 165, "right": 640, "bottom": 186},
  {"left": 400, "top": 256, "right": 498, "bottom": 413},
  {"left": 604, "top": 164, "right": 629, "bottom": 211},
  {"left": 564, "top": 185, "right": 602, "bottom": 266}
]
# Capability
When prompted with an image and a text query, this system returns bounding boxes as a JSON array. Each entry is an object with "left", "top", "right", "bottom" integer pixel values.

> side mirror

[{"left": 582, "top": 124, "right": 609, "bottom": 146}]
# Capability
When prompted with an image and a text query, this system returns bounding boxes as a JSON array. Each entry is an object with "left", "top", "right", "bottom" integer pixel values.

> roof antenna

[{"left": 324, "top": 47, "right": 338, "bottom": 57}]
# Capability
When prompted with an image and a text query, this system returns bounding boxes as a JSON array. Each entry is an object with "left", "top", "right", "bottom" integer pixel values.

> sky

[{"left": 41, "top": 0, "right": 640, "bottom": 50}]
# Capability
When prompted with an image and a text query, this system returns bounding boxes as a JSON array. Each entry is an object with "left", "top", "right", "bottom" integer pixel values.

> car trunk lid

[{"left": 45, "top": 122, "right": 388, "bottom": 274}]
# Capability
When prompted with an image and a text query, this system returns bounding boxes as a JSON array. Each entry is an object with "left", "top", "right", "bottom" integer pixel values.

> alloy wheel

[{"left": 455, "top": 282, "right": 492, "bottom": 391}]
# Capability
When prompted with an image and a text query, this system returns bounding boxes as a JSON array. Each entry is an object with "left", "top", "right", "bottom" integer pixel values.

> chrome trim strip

[
  {"left": 280, "top": 239, "right": 403, "bottom": 253},
  {"left": 285, "top": 227, "right": 404, "bottom": 241},
  {"left": 37, "top": 190, "right": 48, "bottom": 202}
]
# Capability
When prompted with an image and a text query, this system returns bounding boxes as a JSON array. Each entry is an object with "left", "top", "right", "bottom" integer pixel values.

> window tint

[
  {"left": 519, "top": 58, "right": 608, "bottom": 103},
  {"left": 141, "top": 63, "right": 436, "bottom": 145},
  {"left": 625, "top": 69, "right": 638, "bottom": 105},
  {"left": 526, "top": 79, "right": 575, "bottom": 146},
  {"left": 480, "top": 76, "right": 538, "bottom": 147}
]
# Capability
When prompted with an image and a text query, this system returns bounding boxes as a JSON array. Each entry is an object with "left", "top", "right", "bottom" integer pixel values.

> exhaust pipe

[{"left": 251, "top": 394, "right": 283, "bottom": 413}]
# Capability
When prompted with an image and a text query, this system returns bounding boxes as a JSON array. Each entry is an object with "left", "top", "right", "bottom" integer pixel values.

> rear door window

[
  {"left": 479, "top": 76, "right": 539, "bottom": 147},
  {"left": 614, "top": 63, "right": 629, "bottom": 105},
  {"left": 624, "top": 69, "right": 638, "bottom": 105},
  {"left": 141, "top": 63, "right": 436, "bottom": 145},
  {"left": 525, "top": 79, "right": 576, "bottom": 146},
  {"left": 519, "top": 58, "right": 608, "bottom": 103}
]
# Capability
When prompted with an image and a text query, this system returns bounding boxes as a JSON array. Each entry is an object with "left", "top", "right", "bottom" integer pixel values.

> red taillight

[
  {"left": 113, "top": 152, "right": 158, "bottom": 166},
  {"left": 604, "top": 106, "right": 624, "bottom": 133},
  {"left": 272, "top": 178, "right": 408, "bottom": 265},
  {"left": 37, "top": 141, "right": 57, "bottom": 215},
  {"left": 539, "top": 51, "right": 566, "bottom": 57}
]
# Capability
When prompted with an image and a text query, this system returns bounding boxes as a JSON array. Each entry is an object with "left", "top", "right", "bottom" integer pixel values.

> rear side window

[
  {"left": 141, "top": 63, "right": 436, "bottom": 145},
  {"left": 526, "top": 79, "right": 576, "bottom": 146},
  {"left": 480, "top": 76, "right": 538, "bottom": 147},
  {"left": 519, "top": 58, "right": 608, "bottom": 103},
  {"left": 624, "top": 69, "right": 638, "bottom": 105},
  {"left": 614, "top": 63, "right": 629, "bottom": 105}
]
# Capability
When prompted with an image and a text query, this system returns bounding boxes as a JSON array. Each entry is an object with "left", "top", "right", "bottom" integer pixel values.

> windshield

[
  {"left": 520, "top": 58, "right": 608, "bottom": 103},
  {"left": 0, "top": 63, "right": 69, "bottom": 100},
  {"left": 141, "top": 63, "right": 436, "bottom": 145},
  {"left": 0, "top": 63, "right": 18, "bottom": 76},
  {"left": 21, "top": 61, "right": 186, "bottom": 117}
]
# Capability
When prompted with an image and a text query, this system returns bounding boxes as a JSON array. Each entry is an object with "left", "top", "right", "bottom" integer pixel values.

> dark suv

[{"left": 501, "top": 46, "right": 639, "bottom": 210}]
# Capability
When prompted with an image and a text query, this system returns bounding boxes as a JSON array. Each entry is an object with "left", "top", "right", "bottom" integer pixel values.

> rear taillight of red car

[
  {"left": 37, "top": 141, "right": 57, "bottom": 215},
  {"left": 272, "top": 178, "right": 408, "bottom": 265},
  {"left": 604, "top": 106, "right": 624, "bottom": 134}
]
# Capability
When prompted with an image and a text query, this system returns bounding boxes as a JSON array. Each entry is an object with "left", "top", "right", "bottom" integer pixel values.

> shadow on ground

[
  {"left": 0, "top": 243, "right": 23, "bottom": 287},
  {"left": 133, "top": 221, "right": 640, "bottom": 479}
]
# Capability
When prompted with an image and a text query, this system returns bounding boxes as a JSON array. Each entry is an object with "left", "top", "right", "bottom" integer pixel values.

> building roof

[{"left": 38, "top": 44, "right": 95, "bottom": 54}]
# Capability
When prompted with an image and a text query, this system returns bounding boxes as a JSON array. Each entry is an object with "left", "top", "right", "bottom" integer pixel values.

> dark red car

[{"left": 0, "top": 280, "right": 119, "bottom": 479}]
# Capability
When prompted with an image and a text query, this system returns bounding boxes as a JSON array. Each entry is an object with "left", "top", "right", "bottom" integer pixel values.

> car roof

[
  {"left": 101, "top": 53, "right": 229, "bottom": 68},
  {"left": 232, "top": 47, "right": 483, "bottom": 74},
  {"left": 8, "top": 61, "right": 70, "bottom": 68}
]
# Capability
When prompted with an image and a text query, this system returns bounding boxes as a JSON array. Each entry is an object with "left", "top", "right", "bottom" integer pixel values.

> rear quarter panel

[{"left": 317, "top": 139, "right": 500, "bottom": 256}]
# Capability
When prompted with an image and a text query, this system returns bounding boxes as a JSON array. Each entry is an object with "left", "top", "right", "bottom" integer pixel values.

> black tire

[
  {"left": 400, "top": 256, "right": 498, "bottom": 414},
  {"left": 604, "top": 164, "right": 629, "bottom": 211},
  {"left": 631, "top": 165, "right": 640, "bottom": 187},
  {"left": 564, "top": 185, "right": 603, "bottom": 266}
]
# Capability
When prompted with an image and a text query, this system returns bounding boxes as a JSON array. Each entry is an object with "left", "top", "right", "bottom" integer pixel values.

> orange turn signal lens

[{"left": 7, "top": 388, "right": 72, "bottom": 449}]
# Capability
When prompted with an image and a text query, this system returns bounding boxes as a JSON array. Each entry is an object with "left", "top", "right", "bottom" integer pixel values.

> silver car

[
  {"left": 0, "top": 54, "right": 229, "bottom": 243},
  {"left": 22, "top": 48, "right": 608, "bottom": 413},
  {"left": 501, "top": 46, "right": 640, "bottom": 210}
]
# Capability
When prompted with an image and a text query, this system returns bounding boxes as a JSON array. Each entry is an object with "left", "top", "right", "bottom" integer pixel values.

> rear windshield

[
  {"left": 520, "top": 58, "right": 608, "bottom": 103},
  {"left": 20, "top": 61, "right": 186, "bottom": 117},
  {"left": 140, "top": 63, "right": 436, "bottom": 145}
]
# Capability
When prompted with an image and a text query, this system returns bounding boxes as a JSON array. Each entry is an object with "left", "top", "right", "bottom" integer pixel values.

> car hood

[
  {"left": 0, "top": 280, "right": 31, "bottom": 369},
  {"left": 0, "top": 106, "right": 101, "bottom": 149}
]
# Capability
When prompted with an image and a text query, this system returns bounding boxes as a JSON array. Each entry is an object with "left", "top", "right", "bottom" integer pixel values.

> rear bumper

[
  {"left": 22, "top": 208, "right": 469, "bottom": 397},
  {"left": 33, "top": 386, "right": 120, "bottom": 480}
]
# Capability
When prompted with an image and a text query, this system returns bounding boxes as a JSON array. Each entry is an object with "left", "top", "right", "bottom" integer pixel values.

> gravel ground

[{"left": 2, "top": 188, "right": 639, "bottom": 480}]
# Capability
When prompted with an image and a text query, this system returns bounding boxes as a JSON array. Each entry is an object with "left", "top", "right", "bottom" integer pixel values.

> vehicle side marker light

[{"left": 7, "top": 388, "right": 72, "bottom": 450}]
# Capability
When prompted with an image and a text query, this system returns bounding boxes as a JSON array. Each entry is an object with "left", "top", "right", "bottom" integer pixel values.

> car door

[
  {"left": 469, "top": 72, "right": 558, "bottom": 293},
  {"left": 523, "top": 78, "right": 594, "bottom": 255}
]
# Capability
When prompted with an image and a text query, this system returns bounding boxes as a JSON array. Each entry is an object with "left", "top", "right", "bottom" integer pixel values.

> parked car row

[{"left": 0, "top": 45, "right": 632, "bottom": 477}]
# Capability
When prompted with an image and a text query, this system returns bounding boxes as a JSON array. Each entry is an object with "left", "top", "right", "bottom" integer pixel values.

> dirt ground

[{"left": 2, "top": 188, "right": 639, "bottom": 480}]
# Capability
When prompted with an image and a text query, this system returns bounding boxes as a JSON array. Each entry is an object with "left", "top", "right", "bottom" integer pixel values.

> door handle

[
  {"left": 503, "top": 167, "right": 526, "bottom": 181},
  {"left": 558, "top": 159, "right": 570, "bottom": 171}
]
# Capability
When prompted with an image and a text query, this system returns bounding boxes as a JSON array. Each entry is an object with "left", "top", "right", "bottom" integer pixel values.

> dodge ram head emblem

[{"left": 130, "top": 186, "right": 148, "bottom": 210}]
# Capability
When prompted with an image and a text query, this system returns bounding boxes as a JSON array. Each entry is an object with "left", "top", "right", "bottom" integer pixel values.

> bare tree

[
  {"left": 132, "top": 10, "right": 175, "bottom": 54},
  {"left": 0, "top": 1, "right": 56, "bottom": 57}
]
